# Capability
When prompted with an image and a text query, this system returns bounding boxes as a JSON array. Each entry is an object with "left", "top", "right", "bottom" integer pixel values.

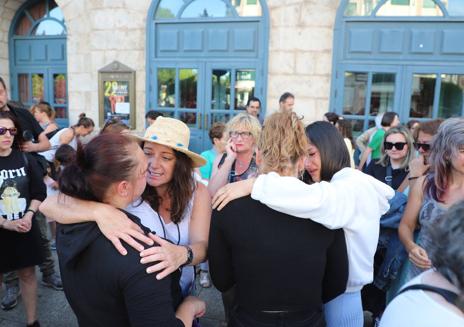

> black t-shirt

[
  {"left": 209, "top": 196, "right": 348, "bottom": 314},
  {"left": 365, "top": 161, "right": 408, "bottom": 190},
  {"left": 6, "top": 103, "right": 43, "bottom": 143},
  {"left": 0, "top": 149, "right": 46, "bottom": 221}
]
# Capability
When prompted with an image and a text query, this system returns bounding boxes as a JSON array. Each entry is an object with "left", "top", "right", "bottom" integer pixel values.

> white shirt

[
  {"left": 40, "top": 128, "right": 77, "bottom": 162},
  {"left": 251, "top": 168, "right": 394, "bottom": 292},
  {"left": 380, "top": 270, "right": 464, "bottom": 327}
]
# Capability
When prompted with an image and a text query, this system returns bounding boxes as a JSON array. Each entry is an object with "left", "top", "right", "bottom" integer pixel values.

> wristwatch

[{"left": 181, "top": 245, "right": 193, "bottom": 267}]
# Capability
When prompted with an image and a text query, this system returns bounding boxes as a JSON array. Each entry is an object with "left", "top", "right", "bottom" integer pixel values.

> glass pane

[
  {"left": 377, "top": 0, "right": 443, "bottom": 16},
  {"left": 18, "top": 74, "right": 30, "bottom": 103},
  {"left": 447, "top": 0, "right": 464, "bottom": 16},
  {"left": 159, "top": 111, "right": 175, "bottom": 118},
  {"left": 181, "top": 0, "right": 234, "bottom": 18},
  {"left": 54, "top": 107, "right": 67, "bottom": 119},
  {"left": 344, "top": 0, "right": 382, "bottom": 16},
  {"left": 155, "top": 0, "right": 183, "bottom": 19},
  {"left": 370, "top": 73, "right": 395, "bottom": 116},
  {"left": 53, "top": 74, "right": 67, "bottom": 104},
  {"left": 438, "top": 74, "right": 464, "bottom": 118},
  {"left": 410, "top": 74, "right": 437, "bottom": 118},
  {"left": 212, "top": 69, "right": 231, "bottom": 110},
  {"left": 158, "top": 68, "right": 175, "bottom": 108},
  {"left": 211, "top": 113, "right": 230, "bottom": 124},
  {"left": 180, "top": 69, "right": 197, "bottom": 109},
  {"left": 28, "top": 1, "right": 47, "bottom": 20},
  {"left": 15, "top": 14, "right": 32, "bottom": 35},
  {"left": 235, "top": 69, "right": 255, "bottom": 110},
  {"left": 231, "top": 0, "right": 262, "bottom": 16},
  {"left": 343, "top": 72, "right": 368, "bottom": 115},
  {"left": 49, "top": 5, "right": 64, "bottom": 21},
  {"left": 32, "top": 20, "right": 65, "bottom": 35},
  {"left": 179, "top": 112, "right": 197, "bottom": 126},
  {"left": 32, "top": 73, "right": 44, "bottom": 103}
]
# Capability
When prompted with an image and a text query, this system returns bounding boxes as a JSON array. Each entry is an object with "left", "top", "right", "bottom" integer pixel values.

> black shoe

[
  {"left": 1, "top": 284, "right": 20, "bottom": 310},
  {"left": 26, "top": 321, "right": 40, "bottom": 327},
  {"left": 42, "top": 273, "right": 63, "bottom": 291}
]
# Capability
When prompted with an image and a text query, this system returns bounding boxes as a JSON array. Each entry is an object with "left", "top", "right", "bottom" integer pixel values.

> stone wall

[
  {"left": 59, "top": 0, "right": 151, "bottom": 129},
  {"left": 0, "top": 0, "right": 342, "bottom": 128},
  {"left": 266, "top": 0, "right": 340, "bottom": 123}
]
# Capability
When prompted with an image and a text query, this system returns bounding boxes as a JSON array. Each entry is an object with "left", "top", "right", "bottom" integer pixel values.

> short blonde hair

[
  {"left": 226, "top": 113, "right": 261, "bottom": 144},
  {"left": 378, "top": 125, "right": 414, "bottom": 169},
  {"left": 258, "top": 112, "right": 308, "bottom": 175}
]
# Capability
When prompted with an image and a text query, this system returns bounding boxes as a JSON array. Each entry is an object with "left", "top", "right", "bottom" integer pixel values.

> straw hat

[{"left": 134, "top": 117, "right": 206, "bottom": 168}]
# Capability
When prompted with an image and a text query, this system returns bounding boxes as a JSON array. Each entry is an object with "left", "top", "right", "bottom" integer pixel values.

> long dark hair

[
  {"left": 59, "top": 133, "right": 138, "bottom": 202},
  {"left": 0, "top": 111, "right": 24, "bottom": 149},
  {"left": 142, "top": 149, "right": 195, "bottom": 224},
  {"left": 304, "top": 121, "right": 350, "bottom": 183}
]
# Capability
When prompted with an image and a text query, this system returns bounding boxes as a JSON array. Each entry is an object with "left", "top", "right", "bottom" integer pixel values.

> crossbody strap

[{"left": 398, "top": 284, "right": 460, "bottom": 310}]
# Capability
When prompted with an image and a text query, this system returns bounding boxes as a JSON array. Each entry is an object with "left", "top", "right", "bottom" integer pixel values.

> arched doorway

[
  {"left": 331, "top": 0, "right": 464, "bottom": 136},
  {"left": 147, "top": 0, "right": 269, "bottom": 152},
  {"left": 9, "top": 0, "right": 68, "bottom": 126}
]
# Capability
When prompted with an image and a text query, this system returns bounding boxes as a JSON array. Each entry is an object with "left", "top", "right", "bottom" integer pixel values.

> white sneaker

[{"left": 199, "top": 270, "right": 211, "bottom": 288}]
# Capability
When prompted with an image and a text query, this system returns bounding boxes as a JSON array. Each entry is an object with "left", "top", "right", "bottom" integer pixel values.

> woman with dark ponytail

[{"left": 56, "top": 133, "right": 205, "bottom": 327}]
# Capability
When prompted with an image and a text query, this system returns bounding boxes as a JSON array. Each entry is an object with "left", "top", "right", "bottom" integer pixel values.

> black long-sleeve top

[
  {"left": 57, "top": 211, "right": 184, "bottom": 327},
  {"left": 209, "top": 196, "right": 348, "bottom": 314}
]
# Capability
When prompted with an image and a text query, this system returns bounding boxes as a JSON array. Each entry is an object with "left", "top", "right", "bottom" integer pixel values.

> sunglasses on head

[
  {"left": 384, "top": 141, "right": 407, "bottom": 150},
  {"left": 0, "top": 127, "right": 17, "bottom": 136},
  {"left": 414, "top": 142, "right": 431, "bottom": 152}
]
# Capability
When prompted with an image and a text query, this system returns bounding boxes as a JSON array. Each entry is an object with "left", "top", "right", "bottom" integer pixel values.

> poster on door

[{"left": 103, "top": 80, "right": 130, "bottom": 124}]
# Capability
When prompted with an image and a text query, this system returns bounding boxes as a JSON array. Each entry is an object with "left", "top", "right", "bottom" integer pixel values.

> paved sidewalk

[{"left": 0, "top": 254, "right": 225, "bottom": 327}]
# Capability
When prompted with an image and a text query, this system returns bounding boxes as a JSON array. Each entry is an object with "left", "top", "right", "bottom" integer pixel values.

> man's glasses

[
  {"left": 0, "top": 127, "right": 17, "bottom": 136},
  {"left": 414, "top": 142, "right": 431, "bottom": 152},
  {"left": 229, "top": 131, "right": 252, "bottom": 139},
  {"left": 384, "top": 141, "right": 407, "bottom": 150}
]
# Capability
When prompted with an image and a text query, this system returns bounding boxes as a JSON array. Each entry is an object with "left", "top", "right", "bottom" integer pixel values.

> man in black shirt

[{"left": 0, "top": 77, "right": 62, "bottom": 311}]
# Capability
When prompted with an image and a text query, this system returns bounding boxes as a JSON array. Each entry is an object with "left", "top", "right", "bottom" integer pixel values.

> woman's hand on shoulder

[
  {"left": 95, "top": 205, "right": 154, "bottom": 255},
  {"left": 212, "top": 178, "right": 256, "bottom": 211},
  {"left": 140, "top": 233, "right": 187, "bottom": 280}
]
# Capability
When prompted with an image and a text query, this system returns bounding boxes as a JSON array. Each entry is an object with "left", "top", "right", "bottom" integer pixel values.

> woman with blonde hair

[
  {"left": 209, "top": 112, "right": 349, "bottom": 327},
  {"left": 207, "top": 113, "right": 261, "bottom": 196},
  {"left": 365, "top": 125, "right": 415, "bottom": 191}
]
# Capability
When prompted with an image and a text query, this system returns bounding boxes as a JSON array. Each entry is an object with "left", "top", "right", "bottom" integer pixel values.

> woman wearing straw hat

[{"left": 40, "top": 117, "right": 212, "bottom": 297}]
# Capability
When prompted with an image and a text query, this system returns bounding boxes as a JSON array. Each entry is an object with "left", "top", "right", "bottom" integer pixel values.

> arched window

[
  {"left": 14, "top": 0, "right": 66, "bottom": 36},
  {"left": 344, "top": 0, "right": 464, "bottom": 17},
  {"left": 155, "top": 0, "right": 262, "bottom": 19},
  {"left": 9, "top": 0, "right": 68, "bottom": 125}
]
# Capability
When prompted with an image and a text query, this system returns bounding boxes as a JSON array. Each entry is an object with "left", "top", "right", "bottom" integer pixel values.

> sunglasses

[
  {"left": 414, "top": 142, "right": 431, "bottom": 152},
  {"left": 384, "top": 141, "right": 407, "bottom": 150},
  {"left": 0, "top": 127, "right": 18, "bottom": 136}
]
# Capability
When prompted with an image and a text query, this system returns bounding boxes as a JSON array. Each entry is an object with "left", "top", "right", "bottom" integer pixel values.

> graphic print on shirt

[{"left": 0, "top": 169, "right": 27, "bottom": 220}]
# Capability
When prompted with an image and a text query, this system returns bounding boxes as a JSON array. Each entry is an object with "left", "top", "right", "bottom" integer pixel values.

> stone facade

[{"left": 0, "top": 0, "right": 341, "bottom": 129}]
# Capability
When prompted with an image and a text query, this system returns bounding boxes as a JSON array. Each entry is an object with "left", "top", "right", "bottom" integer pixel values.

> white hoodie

[{"left": 251, "top": 168, "right": 394, "bottom": 292}]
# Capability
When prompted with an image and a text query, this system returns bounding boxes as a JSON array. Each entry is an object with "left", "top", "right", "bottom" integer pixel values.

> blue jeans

[
  {"left": 229, "top": 307, "right": 325, "bottom": 327},
  {"left": 324, "top": 291, "right": 363, "bottom": 327}
]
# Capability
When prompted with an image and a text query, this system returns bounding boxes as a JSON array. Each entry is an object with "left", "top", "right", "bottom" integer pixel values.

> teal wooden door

[{"left": 147, "top": 0, "right": 269, "bottom": 153}]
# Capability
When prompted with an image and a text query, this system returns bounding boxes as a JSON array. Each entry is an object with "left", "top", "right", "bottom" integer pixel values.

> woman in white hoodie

[{"left": 212, "top": 121, "right": 394, "bottom": 327}]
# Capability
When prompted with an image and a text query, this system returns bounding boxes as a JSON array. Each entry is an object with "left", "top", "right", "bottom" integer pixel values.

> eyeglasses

[
  {"left": 414, "top": 142, "right": 431, "bottom": 152},
  {"left": 384, "top": 141, "right": 407, "bottom": 150},
  {"left": 229, "top": 131, "right": 252, "bottom": 139},
  {"left": 0, "top": 127, "right": 17, "bottom": 136}
]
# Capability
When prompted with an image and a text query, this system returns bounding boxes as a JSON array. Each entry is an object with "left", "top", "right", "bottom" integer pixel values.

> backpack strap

[{"left": 398, "top": 284, "right": 459, "bottom": 309}]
